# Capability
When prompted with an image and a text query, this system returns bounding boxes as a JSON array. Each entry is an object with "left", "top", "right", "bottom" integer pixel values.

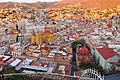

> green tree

[
  {"left": 6, "top": 75, "right": 30, "bottom": 80},
  {"left": 79, "top": 62, "right": 104, "bottom": 74},
  {"left": 5, "top": 75, "right": 53, "bottom": 80},
  {"left": 116, "top": 59, "right": 120, "bottom": 66},
  {"left": 72, "top": 40, "right": 86, "bottom": 49},
  {"left": 2, "top": 66, "right": 17, "bottom": 74}
]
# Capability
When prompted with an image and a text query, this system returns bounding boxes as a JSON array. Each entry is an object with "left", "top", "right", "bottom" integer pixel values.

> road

[
  {"left": 105, "top": 73, "right": 120, "bottom": 80},
  {"left": 71, "top": 48, "right": 78, "bottom": 75}
]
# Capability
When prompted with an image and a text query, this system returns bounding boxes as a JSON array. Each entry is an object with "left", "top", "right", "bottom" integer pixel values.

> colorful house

[
  {"left": 91, "top": 48, "right": 120, "bottom": 70},
  {"left": 76, "top": 47, "right": 92, "bottom": 66}
]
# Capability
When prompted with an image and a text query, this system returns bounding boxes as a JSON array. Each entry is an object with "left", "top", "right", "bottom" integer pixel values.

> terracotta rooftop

[
  {"left": 96, "top": 48, "right": 117, "bottom": 60},
  {"left": 43, "top": 28, "right": 53, "bottom": 34},
  {"left": 79, "top": 47, "right": 89, "bottom": 56},
  {"left": 78, "top": 56, "right": 92, "bottom": 63},
  {"left": 52, "top": 64, "right": 71, "bottom": 75},
  {"left": 31, "top": 61, "right": 50, "bottom": 67}
]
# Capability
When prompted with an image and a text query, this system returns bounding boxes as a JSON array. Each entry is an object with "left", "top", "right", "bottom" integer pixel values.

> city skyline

[{"left": 0, "top": 0, "right": 119, "bottom": 80}]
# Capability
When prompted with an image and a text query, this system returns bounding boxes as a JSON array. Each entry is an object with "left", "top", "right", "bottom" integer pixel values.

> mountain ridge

[
  {"left": 55, "top": 0, "right": 120, "bottom": 9},
  {"left": 0, "top": 0, "right": 120, "bottom": 10}
]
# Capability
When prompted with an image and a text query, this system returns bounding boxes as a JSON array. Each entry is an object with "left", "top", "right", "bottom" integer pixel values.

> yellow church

[{"left": 31, "top": 27, "right": 57, "bottom": 45}]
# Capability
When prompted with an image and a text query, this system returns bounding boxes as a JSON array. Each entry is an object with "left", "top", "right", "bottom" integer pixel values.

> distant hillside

[
  {"left": 0, "top": 2, "right": 55, "bottom": 10},
  {"left": 0, "top": 0, "right": 120, "bottom": 10},
  {"left": 55, "top": 0, "right": 120, "bottom": 9}
]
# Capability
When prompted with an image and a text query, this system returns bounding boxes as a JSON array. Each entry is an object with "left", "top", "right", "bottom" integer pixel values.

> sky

[{"left": 0, "top": 0, "right": 61, "bottom": 3}]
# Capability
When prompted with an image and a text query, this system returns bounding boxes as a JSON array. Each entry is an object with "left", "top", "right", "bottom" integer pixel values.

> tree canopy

[
  {"left": 72, "top": 40, "right": 86, "bottom": 48},
  {"left": 5, "top": 75, "right": 52, "bottom": 80},
  {"left": 117, "top": 59, "right": 120, "bottom": 66},
  {"left": 2, "top": 66, "right": 17, "bottom": 74},
  {"left": 79, "top": 62, "right": 104, "bottom": 74},
  {"left": 5, "top": 75, "right": 32, "bottom": 80}
]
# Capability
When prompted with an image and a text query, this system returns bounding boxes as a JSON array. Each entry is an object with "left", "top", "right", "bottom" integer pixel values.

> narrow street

[{"left": 71, "top": 48, "right": 78, "bottom": 75}]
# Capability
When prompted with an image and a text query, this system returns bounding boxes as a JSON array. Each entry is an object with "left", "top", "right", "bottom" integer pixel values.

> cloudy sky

[{"left": 0, "top": 0, "right": 61, "bottom": 3}]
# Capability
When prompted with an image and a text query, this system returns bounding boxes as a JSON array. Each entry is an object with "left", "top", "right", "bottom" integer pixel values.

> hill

[
  {"left": 0, "top": 2, "right": 55, "bottom": 10},
  {"left": 0, "top": 0, "right": 120, "bottom": 10},
  {"left": 55, "top": 0, "right": 120, "bottom": 9}
]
